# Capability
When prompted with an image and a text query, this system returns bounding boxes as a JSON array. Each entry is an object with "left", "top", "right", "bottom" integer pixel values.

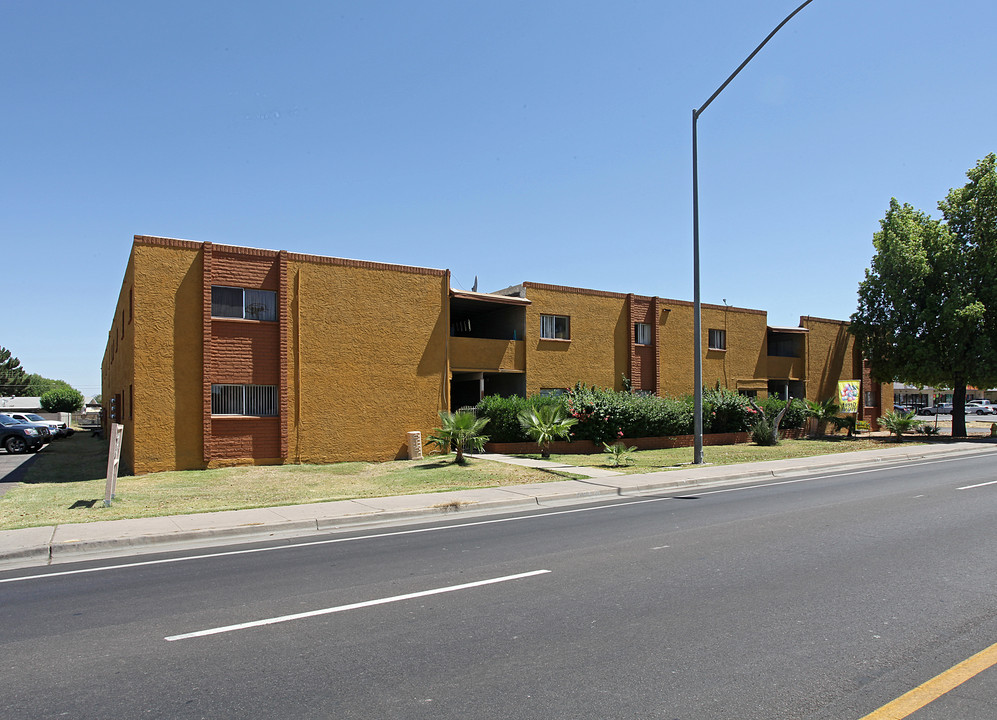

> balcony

[
  {"left": 767, "top": 355, "right": 804, "bottom": 380},
  {"left": 450, "top": 337, "right": 525, "bottom": 372}
]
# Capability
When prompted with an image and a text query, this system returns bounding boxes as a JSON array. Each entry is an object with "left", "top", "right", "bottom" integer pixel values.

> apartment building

[{"left": 104, "top": 236, "right": 886, "bottom": 474}]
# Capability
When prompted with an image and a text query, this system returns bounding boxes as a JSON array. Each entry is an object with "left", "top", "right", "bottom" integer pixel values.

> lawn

[
  {"left": 0, "top": 432, "right": 928, "bottom": 531},
  {"left": 0, "top": 434, "right": 575, "bottom": 531},
  {"left": 516, "top": 436, "right": 924, "bottom": 474}
]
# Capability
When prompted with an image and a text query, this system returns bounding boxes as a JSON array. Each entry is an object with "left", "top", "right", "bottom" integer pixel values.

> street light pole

[{"left": 691, "top": 0, "right": 814, "bottom": 464}]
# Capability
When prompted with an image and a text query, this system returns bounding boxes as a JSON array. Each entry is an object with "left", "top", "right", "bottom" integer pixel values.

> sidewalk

[{"left": 2, "top": 442, "right": 994, "bottom": 570}]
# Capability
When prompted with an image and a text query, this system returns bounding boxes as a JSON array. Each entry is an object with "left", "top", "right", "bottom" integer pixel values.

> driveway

[{"left": 0, "top": 450, "right": 39, "bottom": 497}]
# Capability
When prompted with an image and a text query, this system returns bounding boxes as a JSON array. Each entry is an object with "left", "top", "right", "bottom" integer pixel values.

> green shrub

[
  {"left": 761, "top": 396, "right": 807, "bottom": 430},
  {"left": 702, "top": 387, "right": 754, "bottom": 433},
  {"left": 566, "top": 383, "right": 692, "bottom": 443},
  {"left": 476, "top": 394, "right": 565, "bottom": 443},
  {"left": 751, "top": 417, "right": 779, "bottom": 445}
]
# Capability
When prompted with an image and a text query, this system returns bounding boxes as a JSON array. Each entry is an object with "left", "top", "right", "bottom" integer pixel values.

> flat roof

[{"left": 450, "top": 289, "right": 531, "bottom": 306}]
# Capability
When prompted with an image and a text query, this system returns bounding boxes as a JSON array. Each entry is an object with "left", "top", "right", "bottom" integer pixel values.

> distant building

[
  {"left": 103, "top": 236, "right": 890, "bottom": 475},
  {"left": 0, "top": 397, "right": 43, "bottom": 413}
]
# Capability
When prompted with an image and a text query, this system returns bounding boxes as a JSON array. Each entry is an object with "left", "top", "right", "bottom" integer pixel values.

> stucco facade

[{"left": 103, "top": 236, "right": 888, "bottom": 474}]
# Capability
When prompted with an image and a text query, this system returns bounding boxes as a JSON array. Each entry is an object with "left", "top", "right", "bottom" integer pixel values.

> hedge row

[{"left": 476, "top": 385, "right": 806, "bottom": 445}]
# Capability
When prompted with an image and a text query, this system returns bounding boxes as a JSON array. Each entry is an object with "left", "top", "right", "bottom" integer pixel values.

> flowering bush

[
  {"left": 702, "top": 387, "right": 754, "bottom": 433},
  {"left": 566, "top": 383, "right": 692, "bottom": 443}
]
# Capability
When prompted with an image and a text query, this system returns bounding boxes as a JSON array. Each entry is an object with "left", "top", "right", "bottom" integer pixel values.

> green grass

[
  {"left": 0, "top": 433, "right": 937, "bottom": 531},
  {"left": 0, "top": 435, "right": 575, "bottom": 530},
  {"left": 518, "top": 437, "right": 926, "bottom": 474}
]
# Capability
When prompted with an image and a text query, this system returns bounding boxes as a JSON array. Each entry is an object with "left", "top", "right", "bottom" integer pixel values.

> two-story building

[{"left": 104, "top": 236, "right": 887, "bottom": 474}]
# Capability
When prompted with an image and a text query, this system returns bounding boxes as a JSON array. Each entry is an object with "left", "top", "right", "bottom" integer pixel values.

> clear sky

[{"left": 3, "top": 0, "right": 995, "bottom": 397}]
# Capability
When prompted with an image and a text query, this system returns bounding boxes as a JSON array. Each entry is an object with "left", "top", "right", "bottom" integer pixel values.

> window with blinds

[
  {"left": 211, "top": 286, "right": 277, "bottom": 321},
  {"left": 540, "top": 314, "right": 570, "bottom": 340},
  {"left": 634, "top": 322, "right": 651, "bottom": 345},
  {"left": 211, "top": 384, "right": 278, "bottom": 416},
  {"left": 708, "top": 328, "right": 727, "bottom": 350}
]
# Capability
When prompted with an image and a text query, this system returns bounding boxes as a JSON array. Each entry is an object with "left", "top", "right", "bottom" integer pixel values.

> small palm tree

[
  {"left": 879, "top": 409, "right": 919, "bottom": 441},
  {"left": 426, "top": 411, "right": 490, "bottom": 464},
  {"left": 805, "top": 397, "right": 840, "bottom": 437},
  {"left": 517, "top": 405, "right": 578, "bottom": 459}
]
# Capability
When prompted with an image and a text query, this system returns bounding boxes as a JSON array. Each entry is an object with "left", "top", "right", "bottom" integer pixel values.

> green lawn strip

[
  {"left": 520, "top": 437, "right": 927, "bottom": 474},
  {"left": 0, "top": 436, "right": 571, "bottom": 531}
]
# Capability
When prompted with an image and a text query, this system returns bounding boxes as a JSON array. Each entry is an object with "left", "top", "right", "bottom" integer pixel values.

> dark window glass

[
  {"left": 212, "top": 286, "right": 243, "bottom": 318},
  {"left": 245, "top": 289, "right": 277, "bottom": 321}
]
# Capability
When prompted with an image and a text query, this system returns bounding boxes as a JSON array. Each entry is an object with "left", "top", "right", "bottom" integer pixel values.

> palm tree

[
  {"left": 879, "top": 409, "right": 919, "bottom": 441},
  {"left": 517, "top": 405, "right": 578, "bottom": 459},
  {"left": 805, "top": 397, "right": 840, "bottom": 437},
  {"left": 426, "top": 411, "right": 490, "bottom": 464}
]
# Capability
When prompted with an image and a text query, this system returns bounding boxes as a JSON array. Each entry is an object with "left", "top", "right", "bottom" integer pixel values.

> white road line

[
  {"left": 957, "top": 478, "right": 997, "bottom": 490},
  {"left": 1, "top": 453, "right": 981, "bottom": 585},
  {"left": 164, "top": 569, "right": 551, "bottom": 641}
]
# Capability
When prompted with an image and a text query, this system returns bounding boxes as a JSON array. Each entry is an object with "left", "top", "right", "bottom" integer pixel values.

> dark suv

[{"left": 0, "top": 414, "right": 47, "bottom": 453}]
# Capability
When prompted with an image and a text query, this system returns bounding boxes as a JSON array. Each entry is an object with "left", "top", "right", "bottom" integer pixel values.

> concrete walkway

[
  {"left": 2, "top": 442, "right": 995, "bottom": 570},
  {"left": 468, "top": 452, "right": 625, "bottom": 478}
]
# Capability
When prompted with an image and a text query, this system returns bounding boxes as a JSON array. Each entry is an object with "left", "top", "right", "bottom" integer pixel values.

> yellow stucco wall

[
  {"left": 521, "top": 285, "right": 627, "bottom": 394},
  {"left": 658, "top": 301, "right": 770, "bottom": 398},
  {"left": 449, "top": 337, "right": 525, "bottom": 372},
  {"left": 801, "top": 316, "right": 858, "bottom": 402},
  {"left": 102, "top": 252, "right": 136, "bottom": 474},
  {"left": 128, "top": 241, "right": 204, "bottom": 473},
  {"left": 285, "top": 258, "right": 449, "bottom": 463},
  {"left": 801, "top": 315, "right": 893, "bottom": 416}
]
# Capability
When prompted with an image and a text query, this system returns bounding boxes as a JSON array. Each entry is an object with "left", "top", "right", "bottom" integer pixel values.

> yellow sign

[{"left": 838, "top": 381, "right": 860, "bottom": 413}]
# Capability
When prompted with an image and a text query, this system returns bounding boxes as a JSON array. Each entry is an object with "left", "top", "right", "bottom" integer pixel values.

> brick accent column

[
  {"left": 278, "top": 250, "right": 289, "bottom": 459},
  {"left": 861, "top": 358, "right": 882, "bottom": 431},
  {"left": 201, "top": 242, "right": 213, "bottom": 463},
  {"left": 652, "top": 296, "right": 661, "bottom": 396},
  {"left": 627, "top": 293, "right": 637, "bottom": 386}
]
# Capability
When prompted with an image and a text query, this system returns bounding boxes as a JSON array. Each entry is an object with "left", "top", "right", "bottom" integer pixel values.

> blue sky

[{"left": 3, "top": 0, "right": 995, "bottom": 397}]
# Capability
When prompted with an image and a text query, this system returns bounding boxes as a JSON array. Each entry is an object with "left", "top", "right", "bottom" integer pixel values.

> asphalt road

[{"left": 4, "top": 451, "right": 997, "bottom": 719}]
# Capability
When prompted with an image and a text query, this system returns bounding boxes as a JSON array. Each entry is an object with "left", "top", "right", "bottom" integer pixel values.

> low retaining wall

[{"left": 484, "top": 428, "right": 805, "bottom": 455}]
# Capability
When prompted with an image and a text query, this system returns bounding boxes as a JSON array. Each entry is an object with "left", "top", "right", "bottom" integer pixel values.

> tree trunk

[
  {"left": 541, "top": 442, "right": 551, "bottom": 459},
  {"left": 952, "top": 376, "right": 967, "bottom": 438}
]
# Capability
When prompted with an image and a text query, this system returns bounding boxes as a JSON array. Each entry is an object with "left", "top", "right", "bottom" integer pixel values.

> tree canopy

[
  {"left": 0, "top": 346, "right": 28, "bottom": 395},
  {"left": 40, "top": 387, "right": 85, "bottom": 414},
  {"left": 20, "top": 373, "right": 74, "bottom": 397},
  {"left": 850, "top": 154, "right": 997, "bottom": 437}
]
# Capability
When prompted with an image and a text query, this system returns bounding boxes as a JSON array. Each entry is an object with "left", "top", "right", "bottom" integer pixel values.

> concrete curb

[{"left": 2, "top": 442, "right": 994, "bottom": 568}]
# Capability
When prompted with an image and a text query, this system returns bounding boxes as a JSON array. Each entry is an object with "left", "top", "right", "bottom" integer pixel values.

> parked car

[
  {"left": 0, "top": 412, "right": 68, "bottom": 437},
  {"left": 0, "top": 414, "right": 46, "bottom": 453},
  {"left": 919, "top": 403, "right": 953, "bottom": 416},
  {"left": 966, "top": 400, "right": 997, "bottom": 415}
]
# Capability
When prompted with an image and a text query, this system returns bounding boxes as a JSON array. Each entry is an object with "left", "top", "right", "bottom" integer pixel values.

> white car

[
  {"left": 966, "top": 401, "right": 997, "bottom": 415},
  {"left": 0, "top": 412, "right": 69, "bottom": 437}
]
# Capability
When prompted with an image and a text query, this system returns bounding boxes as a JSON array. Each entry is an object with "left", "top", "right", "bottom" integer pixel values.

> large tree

[
  {"left": 851, "top": 155, "right": 997, "bottom": 437},
  {"left": 0, "top": 346, "right": 28, "bottom": 395},
  {"left": 20, "top": 373, "right": 73, "bottom": 397}
]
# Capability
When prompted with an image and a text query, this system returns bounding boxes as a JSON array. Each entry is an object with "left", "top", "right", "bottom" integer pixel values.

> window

[
  {"left": 708, "top": 328, "right": 726, "bottom": 350},
  {"left": 211, "top": 286, "right": 277, "bottom": 321},
  {"left": 634, "top": 323, "right": 651, "bottom": 346},
  {"left": 540, "top": 314, "right": 570, "bottom": 340},
  {"left": 768, "top": 333, "right": 801, "bottom": 357},
  {"left": 539, "top": 388, "right": 566, "bottom": 397},
  {"left": 864, "top": 390, "right": 876, "bottom": 407},
  {"left": 211, "top": 384, "right": 278, "bottom": 416}
]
